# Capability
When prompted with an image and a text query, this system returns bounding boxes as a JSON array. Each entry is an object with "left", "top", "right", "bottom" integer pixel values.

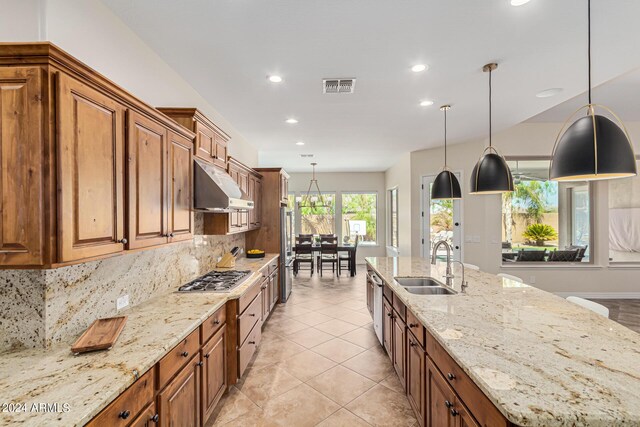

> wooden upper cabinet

[
  {"left": 279, "top": 171, "right": 289, "bottom": 205},
  {"left": 212, "top": 132, "right": 228, "bottom": 170},
  {"left": 168, "top": 131, "right": 194, "bottom": 242},
  {"left": 58, "top": 73, "right": 126, "bottom": 262},
  {"left": 126, "top": 110, "right": 168, "bottom": 250},
  {"left": 0, "top": 67, "right": 44, "bottom": 266},
  {"left": 195, "top": 121, "right": 214, "bottom": 161}
]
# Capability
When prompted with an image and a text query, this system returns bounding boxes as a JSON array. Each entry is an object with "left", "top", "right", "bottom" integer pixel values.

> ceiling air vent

[
  {"left": 300, "top": 154, "right": 314, "bottom": 158},
  {"left": 323, "top": 78, "right": 356, "bottom": 94}
]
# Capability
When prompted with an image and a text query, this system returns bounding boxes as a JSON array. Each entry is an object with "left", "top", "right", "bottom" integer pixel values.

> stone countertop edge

[
  {"left": 364, "top": 256, "right": 640, "bottom": 427},
  {"left": 0, "top": 253, "right": 279, "bottom": 427}
]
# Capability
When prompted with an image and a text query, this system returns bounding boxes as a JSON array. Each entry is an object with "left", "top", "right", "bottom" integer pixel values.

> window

[
  {"left": 341, "top": 193, "right": 377, "bottom": 245},
  {"left": 299, "top": 193, "right": 335, "bottom": 235},
  {"left": 389, "top": 188, "right": 399, "bottom": 248},
  {"left": 501, "top": 159, "right": 592, "bottom": 263},
  {"left": 609, "top": 158, "right": 640, "bottom": 263}
]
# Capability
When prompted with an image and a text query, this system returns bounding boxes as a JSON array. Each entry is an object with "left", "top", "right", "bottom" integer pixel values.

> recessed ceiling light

[
  {"left": 296, "top": 141, "right": 305, "bottom": 146},
  {"left": 411, "top": 64, "right": 428, "bottom": 73},
  {"left": 510, "top": 0, "right": 531, "bottom": 6},
  {"left": 536, "top": 88, "right": 563, "bottom": 98},
  {"left": 268, "top": 75, "right": 283, "bottom": 83},
  {"left": 420, "top": 100, "right": 434, "bottom": 107},
  {"left": 285, "top": 118, "right": 298, "bottom": 124}
]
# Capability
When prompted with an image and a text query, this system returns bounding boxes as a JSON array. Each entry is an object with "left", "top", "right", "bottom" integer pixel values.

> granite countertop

[
  {"left": 365, "top": 256, "right": 640, "bottom": 427},
  {"left": 0, "top": 254, "right": 279, "bottom": 427}
]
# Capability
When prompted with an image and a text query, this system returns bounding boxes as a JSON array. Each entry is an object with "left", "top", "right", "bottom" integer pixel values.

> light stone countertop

[
  {"left": 0, "top": 254, "right": 279, "bottom": 427},
  {"left": 365, "top": 256, "right": 640, "bottom": 427}
]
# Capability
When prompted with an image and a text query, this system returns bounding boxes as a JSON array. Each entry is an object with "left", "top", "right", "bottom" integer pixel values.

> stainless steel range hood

[{"left": 194, "top": 158, "right": 254, "bottom": 212}]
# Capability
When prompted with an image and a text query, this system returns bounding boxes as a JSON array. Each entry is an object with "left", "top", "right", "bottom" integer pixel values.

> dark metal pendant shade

[
  {"left": 432, "top": 170, "right": 462, "bottom": 200},
  {"left": 550, "top": 112, "right": 637, "bottom": 181},
  {"left": 470, "top": 150, "right": 514, "bottom": 194}
]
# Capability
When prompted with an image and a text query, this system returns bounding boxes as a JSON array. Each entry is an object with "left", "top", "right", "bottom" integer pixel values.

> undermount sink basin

[
  {"left": 394, "top": 277, "right": 444, "bottom": 287},
  {"left": 403, "top": 286, "right": 456, "bottom": 295}
]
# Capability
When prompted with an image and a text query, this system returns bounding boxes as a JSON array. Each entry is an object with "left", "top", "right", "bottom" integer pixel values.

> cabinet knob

[
  {"left": 450, "top": 408, "right": 459, "bottom": 417},
  {"left": 447, "top": 372, "right": 456, "bottom": 380},
  {"left": 444, "top": 400, "right": 453, "bottom": 408},
  {"left": 204, "top": 354, "right": 210, "bottom": 359},
  {"left": 197, "top": 361, "right": 204, "bottom": 367},
  {"left": 118, "top": 238, "right": 128, "bottom": 244},
  {"left": 249, "top": 313, "right": 256, "bottom": 317},
  {"left": 213, "top": 319, "right": 220, "bottom": 325},
  {"left": 248, "top": 341, "right": 256, "bottom": 345},
  {"left": 387, "top": 312, "right": 392, "bottom": 317},
  {"left": 409, "top": 340, "right": 416, "bottom": 347},
  {"left": 151, "top": 414, "right": 159, "bottom": 423},
  {"left": 118, "top": 410, "right": 131, "bottom": 419},
  {"left": 169, "top": 233, "right": 174, "bottom": 238},
  {"left": 181, "top": 351, "right": 189, "bottom": 358},
  {"left": 409, "top": 323, "right": 418, "bottom": 328}
]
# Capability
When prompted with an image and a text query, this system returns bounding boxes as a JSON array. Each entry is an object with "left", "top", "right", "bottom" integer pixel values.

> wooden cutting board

[{"left": 71, "top": 316, "right": 127, "bottom": 354}]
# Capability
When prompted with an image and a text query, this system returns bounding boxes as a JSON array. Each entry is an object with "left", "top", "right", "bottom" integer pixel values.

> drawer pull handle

[
  {"left": 181, "top": 351, "right": 189, "bottom": 358},
  {"left": 386, "top": 312, "right": 392, "bottom": 317},
  {"left": 118, "top": 410, "right": 131, "bottom": 419},
  {"left": 197, "top": 361, "right": 204, "bottom": 367},
  {"left": 444, "top": 400, "right": 453, "bottom": 408},
  {"left": 249, "top": 341, "right": 256, "bottom": 345},
  {"left": 409, "top": 340, "right": 416, "bottom": 347},
  {"left": 249, "top": 313, "right": 256, "bottom": 317},
  {"left": 204, "top": 354, "right": 210, "bottom": 359},
  {"left": 213, "top": 319, "right": 220, "bottom": 325},
  {"left": 409, "top": 323, "right": 418, "bottom": 328},
  {"left": 151, "top": 414, "right": 159, "bottom": 423},
  {"left": 447, "top": 372, "right": 456, "bottom": 380},
  {"left": 450, "top": 408, "right": 459, "bottom": 417}
]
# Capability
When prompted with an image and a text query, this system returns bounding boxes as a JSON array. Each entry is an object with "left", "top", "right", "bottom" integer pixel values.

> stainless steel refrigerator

[{"left": 280, "top": 207, "right": 294, "bottom": 302}]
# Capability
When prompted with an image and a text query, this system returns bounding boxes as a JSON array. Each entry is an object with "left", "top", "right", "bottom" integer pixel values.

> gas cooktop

[{"left": 178, "top": 270, "right": 252, "bottom": 293}]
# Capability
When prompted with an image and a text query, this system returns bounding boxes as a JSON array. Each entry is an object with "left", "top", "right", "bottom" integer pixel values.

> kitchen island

[
  {"left": 366, "top": 256, "right": 640, "bottom": 427},
  {"left": 0, "top": 254, "right": 279, "bottom": 427}
]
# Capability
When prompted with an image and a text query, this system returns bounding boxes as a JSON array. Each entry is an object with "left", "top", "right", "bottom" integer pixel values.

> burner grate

[{"left": 178, "top": 270, "right": 251, "bottom": 293}]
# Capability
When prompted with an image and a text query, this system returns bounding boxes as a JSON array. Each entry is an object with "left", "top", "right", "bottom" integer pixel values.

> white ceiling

[{"left": 102, "top": 0, "right": 640, "bottom": 172}]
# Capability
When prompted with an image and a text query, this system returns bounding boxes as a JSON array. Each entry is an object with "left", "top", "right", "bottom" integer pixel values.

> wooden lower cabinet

[
  {"left": 130, "top": 403, "right": 159, "bottom": 427},
  {"left": 261, "top": 277, "right": 270, "bottom": 320},
  {"left": 393, "top": 313, "right": 406, "bottom": 390},
  {"left": 383, "top": 298, "right": 393, "bottom": 360},
  {"left": 427, "top": 358, "right": 456, "bottom": 427},
  {"left": 407, "top": 332, "right": 426, "bottom": 426},
  {"left": 158, "top": 355, "right": 201, "bottom": 427},
  {"left": 269, "top": 270, "right": 279, "bottom": 308},
  {"left": 201, "top": 326, "right": 227, "bottom": 424}
]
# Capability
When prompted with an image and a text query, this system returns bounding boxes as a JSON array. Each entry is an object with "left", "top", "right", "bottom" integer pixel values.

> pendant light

[
  {"left": 550, "top": 0, "right": 636, "bottom": 181},
  {"left": 470, "top": 63, "right": 514, "bottom": 194},
  {"left": 431, "top": 105, "right": 461, "bottom": 200},
  {"left": 298, "top": 163, "right": 331, "bottom": 208}
]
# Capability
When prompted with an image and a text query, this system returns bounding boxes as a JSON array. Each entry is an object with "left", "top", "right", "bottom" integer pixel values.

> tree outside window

[
  {"left": 299, "top": 193, "right": 335, "bottom": 235},
  {"left": 342, "top": 193, "right": 377, "bottom": 245}
]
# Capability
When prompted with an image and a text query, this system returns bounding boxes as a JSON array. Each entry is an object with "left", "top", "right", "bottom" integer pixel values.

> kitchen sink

[
  {"left": 394, "top": 277, "right": 445, "bottom": 287},
  {"left": 403, "top": 286, "right": 456, "bottom": 295}
]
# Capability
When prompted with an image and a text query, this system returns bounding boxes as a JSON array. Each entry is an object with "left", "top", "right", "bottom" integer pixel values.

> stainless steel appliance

[
  {"left": 281, "top": 207, "right": 294, "bottom": 302},
  {"left": 177, "top": 269, "right": 251, "bottom": 292},
  {"left": 369, "top": 271, "right": 384, "bottom": 345},
  {"left": 193, "top": 158, "right": 254, "bottom": 211}
]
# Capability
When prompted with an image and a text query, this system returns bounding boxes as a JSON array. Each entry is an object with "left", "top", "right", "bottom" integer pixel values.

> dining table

[{"left": 292, "top": 242, "right": 357, "bottom": 277}]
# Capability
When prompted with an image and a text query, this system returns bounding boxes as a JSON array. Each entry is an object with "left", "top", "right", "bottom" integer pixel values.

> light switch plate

[{"left": 116, "top": 294, "right": 129, "bottom": 311}]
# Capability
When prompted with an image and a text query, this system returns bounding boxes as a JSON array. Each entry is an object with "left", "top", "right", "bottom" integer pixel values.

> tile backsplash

[{"left": 0, "top": 214, "right": 244, "bottom": 351}]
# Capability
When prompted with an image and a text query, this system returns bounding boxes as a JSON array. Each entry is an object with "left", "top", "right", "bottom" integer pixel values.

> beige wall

[
  {"left": 288, "top": 172, "right": 387, "bottom": 262},
  {"left": 389, "top": 121, "right": 640, "bottom": 296},
  {"left": 384, "top": 153, "right": 412, "bottom": 257},
  {"left": 0, "top": 0, "right": 258, "bottom": 167}
]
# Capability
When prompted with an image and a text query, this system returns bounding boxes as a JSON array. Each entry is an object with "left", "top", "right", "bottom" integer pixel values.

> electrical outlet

[
  {"left": 529, "top": 276, "right": 536, "bottom": 284},
  {"left": 116, "top": 294, "right": 129, "bottom": 311}
]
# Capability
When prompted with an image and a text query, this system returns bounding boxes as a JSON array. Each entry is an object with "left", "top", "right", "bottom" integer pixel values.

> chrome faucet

[{"left": 431, "top": 240, "right": 455, "bottom": 287}]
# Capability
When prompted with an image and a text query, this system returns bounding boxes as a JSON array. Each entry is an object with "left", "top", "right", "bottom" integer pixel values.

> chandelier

[{"left": 297, "top": 163, "right": 332, "bottom": 208}]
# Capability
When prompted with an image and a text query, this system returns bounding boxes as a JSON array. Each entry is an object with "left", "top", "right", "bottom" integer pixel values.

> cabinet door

[
  {"left": 254, "top": 178, "right": 262, "bottom": 227},
  {"left": 261, "top": 278, "right": 270, "bottom": 320},
  {"left": 427, "top": 359, "right": 456, "bottom": 427},
  {"left": 270, "top": 271, "right": 279, "bottom": 308},
  {"left": 129, "top": 403, "right": 158, "bottom": 427},
  {"left": 238, "top": 170, "right": 249, "bottom": 229},
  {"left": 212, "top": 133, "right": 227, "bottom": 169},
  {"left": 58, "top": 73, "right": 126, "bottom": 262},
  {"left": 195, "top": 121, "right": 214, "bottom": 161},
  {"left": 456, "top": 401, "right": 480, "bottom": 427},
  {"left": 158, "top": 356, "right": 201, "bottom": 427},
  {"left": 168, "top": 131, "right": 193, "bottom": 242},
  {"left": 127, "top": 110, "right": 168, "bottom": 249},
  {"left": 248, "top": 175, "right": 255, "bottom": 228},
  {"left": 0, "top": 67, "right": 44, "bottom": 266},
  {"left": 407, "top": 334, "right": 426, "bottom": 426},
  {"left": 393, "top": 314, "right": 406, "bottom": 390},
  {"left": 366, "top": 277, "right": 373, "bottom": 318},
  {"left": 280, "top": 173, "right": 288, "bottom": 204},
  {"left": 382, "top": 299, "right": 393, "bottom": 361},
  {"left": 201, "top": 326, "right": 227, "bottom": 425}
]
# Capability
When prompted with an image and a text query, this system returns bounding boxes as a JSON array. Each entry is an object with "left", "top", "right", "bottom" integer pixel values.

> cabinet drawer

[
  {"left": 238, "top": 293, "right": 261, "bottom": 346},
  {"left": 406, "top": 310, "right": 425, "bottom": 349},
  {"left": 426, "top": 332, "right": 507, "bottom": 427},
  {"left": 87, "top": 369, "right": 154, "bottom": 427},
  {"left": 383, "top": 283, "right": 393, "bottom": 303},
  {"left": 201, "top": 305, "right": 226, "bottom": 345},
  {"left": 393, "top": 294, "right": 406, "bottom": 322},
  {"left": 157, "top": 328, "right": 200, "bottom": 389},
  {"left": 268, "top": 258, "right": 279, "bottom": 275},
  {"left": 238, "top": 277, "right": 261, "bottom": 313},
  {"left": 238, "top": 321, "right": 262, "bottom": 377}
]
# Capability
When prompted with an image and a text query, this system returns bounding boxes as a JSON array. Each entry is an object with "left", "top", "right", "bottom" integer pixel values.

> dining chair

[
  {"left": 566, "top": 296, "right": 609, "bottom": 318},
  {"left": 497, "top": 273, "right": 523, "bottom": 283},
  {"left": 293, "top": 236, "right": 314, "bottom": 276},
  {"left": 318, "top": 240, "right": 338, "bottom": 277},
  {"left": 548, "top": 250, "right": 579, "bottom": 262},
  {"left": 566, "top": 245, "right": 588, "bottom": 262},
  {"left": 338, "top": 235, "right": 358, "bottom": 276},
  {"left": 517, "top": 250, "right": 547, "bottom": 262}
]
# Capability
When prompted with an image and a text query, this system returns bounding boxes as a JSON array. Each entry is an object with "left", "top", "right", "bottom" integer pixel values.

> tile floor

[{"left": 207, "top": 266, "right": 417, "bottom": 427}]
